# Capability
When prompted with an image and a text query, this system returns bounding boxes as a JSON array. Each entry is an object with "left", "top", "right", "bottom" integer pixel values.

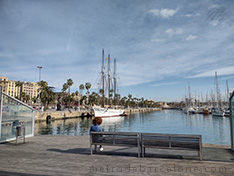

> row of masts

[
  {"left": 101, "top": 49, "right": 117, "bottom": 108},
  {"left": 183, "top": 71, "right": 230, "bottom": 115}
]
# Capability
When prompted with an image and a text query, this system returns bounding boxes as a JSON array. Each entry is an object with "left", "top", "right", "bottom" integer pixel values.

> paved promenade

[{"left": 0, "top": 135, "right": 234, "bottom": 176}]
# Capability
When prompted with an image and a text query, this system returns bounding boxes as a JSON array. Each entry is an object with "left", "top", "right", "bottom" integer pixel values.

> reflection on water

[{"left": 34, "top": 110, "right": 231, "bottom": 145}]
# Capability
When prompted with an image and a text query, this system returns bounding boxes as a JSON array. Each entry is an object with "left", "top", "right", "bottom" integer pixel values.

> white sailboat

[
  {"left": 92, "top": 49, "right": 124, "bottom": 117},
  {"left": 183, "top": 82, "right": 197, "bottom": 114},
  {"left": 212, "top": 71, "right": 224, "bottom": 117},
  {"left": 92, "top": 106, "right": 124, "bottom": 117}
]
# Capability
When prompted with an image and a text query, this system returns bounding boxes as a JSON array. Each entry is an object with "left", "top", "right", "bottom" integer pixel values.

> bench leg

[
  {"left": 94, "top": 145, "right": 97, "bottom": 152},
  {"left": 142, "top": 147, "right": 145, "bottom": 158},
  {"left": 90, "top": 145, "right": 93, "bottom": 155},
  {"left": 138, "top": 146, "right": 140, "bottom": 158},
  {"left": 23, "top": 129, "right": 25, "bottom": 143},
  {"left": 199, "top": 150, "right": 202, "bottom": 161}
]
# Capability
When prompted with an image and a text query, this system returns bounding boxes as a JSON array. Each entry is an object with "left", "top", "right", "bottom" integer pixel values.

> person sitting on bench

[{"left": 90, "top": 117, "right": 103, "bottom": 151}]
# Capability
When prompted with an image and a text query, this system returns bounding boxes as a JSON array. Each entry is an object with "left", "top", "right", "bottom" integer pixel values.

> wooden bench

[
  {"left": 90, "top": 132, "right": 141, "bottom": 157},
  {"left": 141, "top": 133, "right": 202, "bottom": 160}
]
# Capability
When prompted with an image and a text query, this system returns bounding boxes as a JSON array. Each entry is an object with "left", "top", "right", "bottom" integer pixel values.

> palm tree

[
  {"left": 85, "top": 83, "right": 91, "bottom": 104},
  {"left": 120, "top": 96, "right": 127, "bottom": 107},
  {"left": 79, "top": 84, "right": 84, "bottom": 96},
  {"left": 61, "top": 83, "right": 68, "bottom": 108},
  {"left": 67, "top": 78, "right": 73, "bottom": 110},
  {"left": 128, "top": 94, "right": 132, "bottom": 107},
  {"left": 38, "top": 81, "right": 55, "bottom": 111},
  {"left": 62, "top": 83, "right": 68, "bottom": 93},
  {"left": 25, "top": 95, "right": 30, "bottom": 103},
  {"left": 85, "top": 83, "right": 91, "bottom": 94},
  {"left": 21, "top": 92, "right": 26, "bottom": 102},
  {"left": 67, "top": 78, "right": 73, "bottom": 94},
  {"left": 115, "top": 93, "right": 121, "bottom": 106},
  {"left": 15, "top": 81, "right": 23, "bottom": 101}
]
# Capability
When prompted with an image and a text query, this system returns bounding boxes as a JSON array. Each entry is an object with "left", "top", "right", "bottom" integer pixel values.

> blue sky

[{"left": 1, "top": 0, "right": 234, "bottom": 102}]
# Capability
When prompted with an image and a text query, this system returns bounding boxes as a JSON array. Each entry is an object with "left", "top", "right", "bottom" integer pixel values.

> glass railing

[{"left": 0, "top": 91, "right": 35, "bottom": 143}]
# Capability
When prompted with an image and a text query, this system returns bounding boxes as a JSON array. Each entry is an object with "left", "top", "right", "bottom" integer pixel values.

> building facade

[{"left": 0, "top": 76, "right": 39, "bottom": 102}]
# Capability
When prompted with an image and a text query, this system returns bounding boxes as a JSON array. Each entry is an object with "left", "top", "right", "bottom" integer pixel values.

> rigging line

[
  {"left": 88, "top": 55, "right": 102, "bottom": 88},
  {"left": 115, "top": 62, "right": 121, "bottom": 95},
  {"left": 90, "top": 72, "right": 101, "bottom": 93}
]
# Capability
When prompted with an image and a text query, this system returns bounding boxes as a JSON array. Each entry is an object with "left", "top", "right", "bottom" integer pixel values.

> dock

[{"left": 0, "top": 135, "right": 234, "bottom": 176}]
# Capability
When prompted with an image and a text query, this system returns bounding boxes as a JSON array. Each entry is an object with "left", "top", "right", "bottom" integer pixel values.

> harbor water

[{"left": 35, "top": 109, "right": 231, "bottom": 145}]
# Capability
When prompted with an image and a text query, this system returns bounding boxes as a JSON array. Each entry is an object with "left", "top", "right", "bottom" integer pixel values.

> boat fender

[{"left": 46, "top": 115, "right": 51, "bottom": 124}]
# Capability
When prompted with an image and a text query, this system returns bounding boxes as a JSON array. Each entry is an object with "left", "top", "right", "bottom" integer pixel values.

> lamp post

[{"left": 37, "top": 66, "right": 42, "bottom": 113}]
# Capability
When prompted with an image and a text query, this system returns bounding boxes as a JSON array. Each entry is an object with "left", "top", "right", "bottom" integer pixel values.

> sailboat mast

[
  {"left": 108, "top": 53, "right": 111, "bottom": 106},
  {"left": 101, "top": 49, "right": 105, "bottom": 108},
  {"left": 226, "top": 80, "right": 230, "bottom": 102},
  {"left": 215, "top": 71, "right": 219, "bottom": 109},
  {"left": 114, "top": 58, "right": 116, "bottom": 106},
  {"left": 188, "top": 81, "right": 191, "bottom": 108}
]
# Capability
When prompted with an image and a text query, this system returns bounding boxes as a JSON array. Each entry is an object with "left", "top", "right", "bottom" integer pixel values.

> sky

[{"left": 1, "top": 0, "right": 234, "bottom": 102}]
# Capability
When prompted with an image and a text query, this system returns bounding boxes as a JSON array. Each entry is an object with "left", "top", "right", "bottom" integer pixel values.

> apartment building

[{"left": 0, "top": 76, "right": 39, "bottom": 100}]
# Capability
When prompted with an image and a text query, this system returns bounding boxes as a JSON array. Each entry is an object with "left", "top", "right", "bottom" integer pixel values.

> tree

[
  {"left": 85, "top": 83, "right": 91, "bottom": 94},
  {"left": 32, "top": 96, "right": 37, "bottom": 104},
  {"left": 21, "top": 92, "right": 26, "bottom": 102},
  {"left": 79, "top": 84, "right": 84, "bottom": 95},
  {"left": 114, "top": 93, "right": 121, "bottom": 106},
  {"left": 75, "top": 91, "right": 79, "bottom": 96},
  {"left": 67, "top": 78, "right": 73, "bottom": 110},
  {"left": 38, "top": 81, "right": 55, "bottom": 111},
  {"left": 15, "top": 81, "right": 23, "bottom": 101},
  {"left": 62, "top": 83, "right": 68, "bottom": 93},
  {"left": 85, "top": 83, "right": 91, "bottom": 104},
  {"left": 120, "top": 96, "right": 127, "bottom": 107},
  {"left": 89, "top": 92, "right": 100, "bottom": 105},
  {"left": 25, "top": 95, "right": 30, "bottom": 103},
  {"left": 128, "top": 94, "right": 132, "bottom": 107},
  {"left": 67, "top": 78, "right": 73, "bottom": 94}
]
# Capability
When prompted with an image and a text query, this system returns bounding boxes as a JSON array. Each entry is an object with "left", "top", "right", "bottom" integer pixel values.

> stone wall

[{"left": 35, "top": 108, "right": 162, "bottom": 122}]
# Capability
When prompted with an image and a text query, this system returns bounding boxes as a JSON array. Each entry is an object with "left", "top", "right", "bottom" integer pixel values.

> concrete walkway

[{"left": 0, "top": 135, "right": 234, "bottom": 176}]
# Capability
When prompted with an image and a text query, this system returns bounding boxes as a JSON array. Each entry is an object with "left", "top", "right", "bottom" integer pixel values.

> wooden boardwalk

[{"left": 0, "top": 135, "right": 234, "bottom": 176}]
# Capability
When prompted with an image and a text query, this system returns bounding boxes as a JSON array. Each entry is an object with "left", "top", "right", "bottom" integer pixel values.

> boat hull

[
  {"left": 92, "top": 107, "right": 124, "bottom": 117},
  {"left": 212, "top": 111, "right": 224, "bottom": 117}
]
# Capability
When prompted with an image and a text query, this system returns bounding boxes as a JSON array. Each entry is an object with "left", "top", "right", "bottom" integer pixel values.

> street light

[
  {"left": 37, "top": 66, "right": 42, "bottom": 112},
  {"left": 37, "top": 66, "right": 42, "bottom": 82}
]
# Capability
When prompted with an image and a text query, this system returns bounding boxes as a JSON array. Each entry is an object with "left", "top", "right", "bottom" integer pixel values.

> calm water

[{"left": 34, "top": 110, "right": 231, "bottom": 145}]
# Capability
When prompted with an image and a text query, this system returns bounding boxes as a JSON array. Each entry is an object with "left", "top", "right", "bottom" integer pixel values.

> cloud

[
  {"left": 185, "top": 35, "right": 197, "bottom": 41},
  {"left": 150, "top": 38, "right": 165, "bottom": 42},
  {"left": 165, "top": 28, "right": 183, "bottom": 36},
  {"left": 184, "top": 13, "right": 200, "bottom": 17},
  {"left": 148, "top": 8, "right": 178, "bottom": 18},
  {"left": 187, "top": 66, "right": 234, "bottom": 78},
  {"left": 152, "top": 82, "right": 179, "bottom": 87}
]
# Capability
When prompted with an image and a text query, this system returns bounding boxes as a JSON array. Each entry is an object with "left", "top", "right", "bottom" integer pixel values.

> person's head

[{"left": 92, "top": 117, "right": 103, "bottom": 125}]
